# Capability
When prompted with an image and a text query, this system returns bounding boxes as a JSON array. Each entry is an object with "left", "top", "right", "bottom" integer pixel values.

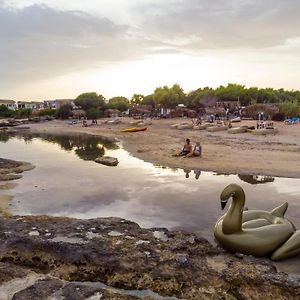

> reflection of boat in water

[
  {"left": 121, "top": 127, "right": 147, "bottom": 132},
  {"left": 238, "top": 174, "right": 275, "bottom": 185}
]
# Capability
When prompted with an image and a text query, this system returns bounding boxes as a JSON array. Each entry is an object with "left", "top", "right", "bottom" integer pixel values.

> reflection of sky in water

[{"left": 1, "top": 135, "right": 300, "bottom": 274}]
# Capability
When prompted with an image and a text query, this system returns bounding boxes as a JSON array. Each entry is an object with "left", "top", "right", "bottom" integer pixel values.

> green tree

[
  {"left": 0, "top": 105, "right": 14, "bottom": 118},
  {"left": 86, "top": 108, "right": 103, "bottom": 119},
  {"left": 214, "top": 83, "right": 246, "bottom": 103},
  {"left": 279, "top": 101, "right": 300, "bottom": 117},
  {"left": 74, "top": 92, "right": 106, "bottom": 111},
  {"left": 141, "top": 94, "right": 155, "bottom": 107},
  {"left": 186, "top": 87, "right": 215, "bottom": 109},
  {"left": 153, "top": 84, "right": 186, "bottom": 108},
  {"left": 131, "top": 94, "right": 144, "bottom": 105},
  {"left": 55, "top": 103, "right": 72, "bottom": 119},
  {"left": 107, "top": 96, "right": 129, "bottom": 111}
]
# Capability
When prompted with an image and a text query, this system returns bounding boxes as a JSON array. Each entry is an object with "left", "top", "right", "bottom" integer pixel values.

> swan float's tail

[
  {"left": 271, "top": 202, "right": 288, "bottom": 217},
  {"left": 271, "top": 230, "right": 300, "bottom": 260}
]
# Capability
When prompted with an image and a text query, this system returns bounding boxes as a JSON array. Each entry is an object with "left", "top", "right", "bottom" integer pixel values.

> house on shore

[
  {"left": 44, "top": 99, "right": 75, "bottom": 109},
  {"left": 0, "top": 99, "right": 16, "bottom": 110},
  {"left": 17, "top": 101, "right": 44, "bottom": 111}
]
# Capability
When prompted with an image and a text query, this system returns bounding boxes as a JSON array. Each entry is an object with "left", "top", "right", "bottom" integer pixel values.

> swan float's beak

[{"left": 220, "top": 191, "right": 235, "bottom": 210}]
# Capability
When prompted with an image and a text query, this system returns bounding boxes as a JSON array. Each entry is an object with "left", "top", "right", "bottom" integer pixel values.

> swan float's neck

[{"left": 222, "top": 186, "right": 245, "bottom": 234}]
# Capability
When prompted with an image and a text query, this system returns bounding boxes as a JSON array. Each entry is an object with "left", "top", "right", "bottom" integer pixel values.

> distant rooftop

[{"left": 0, "top": 99, "right": 15, "bottom": 104}]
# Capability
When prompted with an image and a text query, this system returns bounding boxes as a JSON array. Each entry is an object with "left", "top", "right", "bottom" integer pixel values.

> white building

[
  {"left": 17, "top": 101, "right": 44, "bottom": 111},
  {"left": 0, "top": 99, "right": 17, "bottom": 110},
  {"left": 44, "top": 99, "right": 75, "bottom": 109}
]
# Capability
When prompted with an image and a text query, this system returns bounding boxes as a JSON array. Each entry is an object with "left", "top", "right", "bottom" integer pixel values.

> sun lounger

[{"left": 284, "top": 117, "right": 299, "bottom": 125}]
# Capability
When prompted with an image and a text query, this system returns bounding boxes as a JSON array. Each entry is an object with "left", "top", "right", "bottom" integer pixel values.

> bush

[
  {"left": 0, "top": 105, "right": 14, "bottom": 118},
  {"left": 86, "top": 108, "right": 103, "bottom": 119},
  {"left": 14, "top": 109, "right": 32, "bottom": 119},
  {"left": 55, "top": 103, "right": 72, "bottom": 119},
  {"left": 34, "top": 109, "right": 56, "bottom": 117},
  {"left": 241, "top": 104, "right": 279, "bottom": 120},
  {"left": 272, "top": 113, "right": 285, "bottom": 121},
  {"left": 279, "top": 101, "right": 300, "bottom": 118}
]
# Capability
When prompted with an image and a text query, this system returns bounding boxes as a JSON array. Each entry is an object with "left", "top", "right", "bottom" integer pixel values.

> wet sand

[
  {"left": 0, "top": 194, "right": 12, "bottom": 217},
  {"left": 26, "top": 118, "right": 300, "bottom": 178}
]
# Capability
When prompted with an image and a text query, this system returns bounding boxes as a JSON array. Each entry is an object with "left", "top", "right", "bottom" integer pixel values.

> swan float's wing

[
  {"left": 242, "top": 219, "right": 271, "bottom": 229},
  {"left": 271, "top": 202, "right": 288, "bottom": 217}
]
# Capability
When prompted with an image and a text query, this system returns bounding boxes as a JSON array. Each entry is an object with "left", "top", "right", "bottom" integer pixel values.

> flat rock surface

[
  {"left": 95, "top": 156, "right": 119, "bottom": 166},
  {"left": 0, "top": 158, "right": 35, "bottom": 181},
  {"left": 0, "top": 215, "right": 299, "bottom": 299}
]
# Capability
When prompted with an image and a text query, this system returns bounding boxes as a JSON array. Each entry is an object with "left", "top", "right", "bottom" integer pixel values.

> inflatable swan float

[{"left": 214, "top": 184, "right": 300, "bottom": 260}]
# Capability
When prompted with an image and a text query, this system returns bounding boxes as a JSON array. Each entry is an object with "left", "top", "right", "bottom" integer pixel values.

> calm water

[{"left": 1, "top": 132, "right": 300, "bottom": 274}]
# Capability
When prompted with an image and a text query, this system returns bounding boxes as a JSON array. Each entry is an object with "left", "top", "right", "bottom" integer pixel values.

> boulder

[
  {"left": 228, "top": 127, "right": 249, "bottom": 134},
  {"left": 198, "top": 123, "right": 213, "bottom": 130},
  {"left": 170, "top": 122, "right": 189, "bottom": 129},
  {"left": 107, "top": 118, "right": 121, "bottom": 124},
  {"left": 177, "top": 124, "right": 193, "bottom": 130},
  {"left": 251, "top": 128, "right": 278, "bottom": 135},
  {"left": 230, "top": 117, "right": 241, "bottom": 122},
  {"left": 206, "top": 126, "right": 227, "bottom": 132},
  {"left": 95, "top": 156, "right": 119, "bottom": 166}
]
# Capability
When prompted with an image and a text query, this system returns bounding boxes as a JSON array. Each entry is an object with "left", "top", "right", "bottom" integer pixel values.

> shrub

[
  {"left": 34, "top": 109, "right": 56, "bottom": 117},
  {"left": 241, "top": 104, "right": 279, "bottom": 119},
  {"left": 279, "top": 101, "right": 300, "bottom": 118},
  {"left": 55, "top": 103, "right": 72, "bottom": 119},
  {"left": 271, "top": 113, "right": 285, "bottom": 121},
  {"left": 14, "top": 109, "right": 32, "bottom": 119},
  {"left": 0, "top": 105, "right": 14, "bottom": 118},
  {"left": 86, "top": 108, "right": 103, "bottom": 119}
]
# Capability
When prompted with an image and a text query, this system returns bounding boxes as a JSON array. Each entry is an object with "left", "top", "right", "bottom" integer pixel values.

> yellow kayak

[{"left": 121, "top": 127, "right": 147, "bottom": 132}]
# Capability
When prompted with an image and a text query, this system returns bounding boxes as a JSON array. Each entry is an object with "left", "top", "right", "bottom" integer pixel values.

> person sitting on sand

[
  {"left": 185, "top": 141, "right": 202, "bottom": 158},
  {"left": 193, "top": 142, "right": 202, "bottom": 157},
  {"left": 174, "top": 138, "right": 193, "bottom": 157}
]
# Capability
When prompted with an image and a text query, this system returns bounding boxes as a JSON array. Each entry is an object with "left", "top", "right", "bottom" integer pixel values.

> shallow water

[{"left": 1, "top": 133, "right": 300, "bottom": 274}]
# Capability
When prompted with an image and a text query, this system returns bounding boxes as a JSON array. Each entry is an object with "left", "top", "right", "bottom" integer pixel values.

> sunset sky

[{"left": 1, "top": 0, "right": 300, "bottom": 101}]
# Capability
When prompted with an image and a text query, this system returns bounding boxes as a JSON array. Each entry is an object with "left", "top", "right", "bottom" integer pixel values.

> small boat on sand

[{"left": 121, "top": 127, "right": 147, "bottom": 132}]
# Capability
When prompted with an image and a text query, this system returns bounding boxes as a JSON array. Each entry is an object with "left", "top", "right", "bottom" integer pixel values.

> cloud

[
  {"left": 0, "top": 3, "right": 149, "bottom": 87},
  {"left": 132, "top": 0, "right": 300, "bottom": 50},
  {"left": 1, "top": 0, "right": 300, "bottom": 97}
]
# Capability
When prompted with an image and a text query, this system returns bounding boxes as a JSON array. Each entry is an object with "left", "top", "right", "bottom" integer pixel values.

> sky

[{"left": 1, "top": 0, "right": 300, "bottom": 101}]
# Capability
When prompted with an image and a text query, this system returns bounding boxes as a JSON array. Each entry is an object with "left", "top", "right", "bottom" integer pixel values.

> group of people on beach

[
  {"left": 82, "top": 118, "right": 97, "bottom": 127},
  {"left": 174, "top": 138, "right": 202, "bottom": 158}
]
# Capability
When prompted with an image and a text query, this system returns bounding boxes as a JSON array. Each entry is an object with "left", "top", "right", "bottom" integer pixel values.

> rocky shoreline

[
  {"left": 0, "top": 215, "right": 299, "bottom": 299},
  {"left": 0, "top": 158, "right": 35, "bottom": 181}
]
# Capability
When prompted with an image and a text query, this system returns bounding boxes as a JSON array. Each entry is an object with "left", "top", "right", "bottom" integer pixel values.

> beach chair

[{"left": 284, "top": 117, "right": 299, "bottom": 125}]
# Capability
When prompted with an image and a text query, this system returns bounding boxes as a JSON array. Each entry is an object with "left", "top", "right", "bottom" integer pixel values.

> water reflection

[
  {"left": 184, "top": 169, "right": 191, "bottom": 178},
  {"left": 1, "top": 132, "right": 118, "bottom": 161},
  {"left": 0, "top": 132, "right": 9, "bottom": 142},
  {"left": 184, "top": 169, "right": 201, "bottom": 180},
  {"left": 194, "top": 169, "right": 201, "bottom": 180},
  {"left": 238, "top": 175, "right": 275, "bottom": 185}
]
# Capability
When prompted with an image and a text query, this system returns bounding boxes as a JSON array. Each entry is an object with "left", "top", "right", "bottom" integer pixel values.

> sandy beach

[{"left": 26, "top": 118, "right": 300, "bottom": 178}]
